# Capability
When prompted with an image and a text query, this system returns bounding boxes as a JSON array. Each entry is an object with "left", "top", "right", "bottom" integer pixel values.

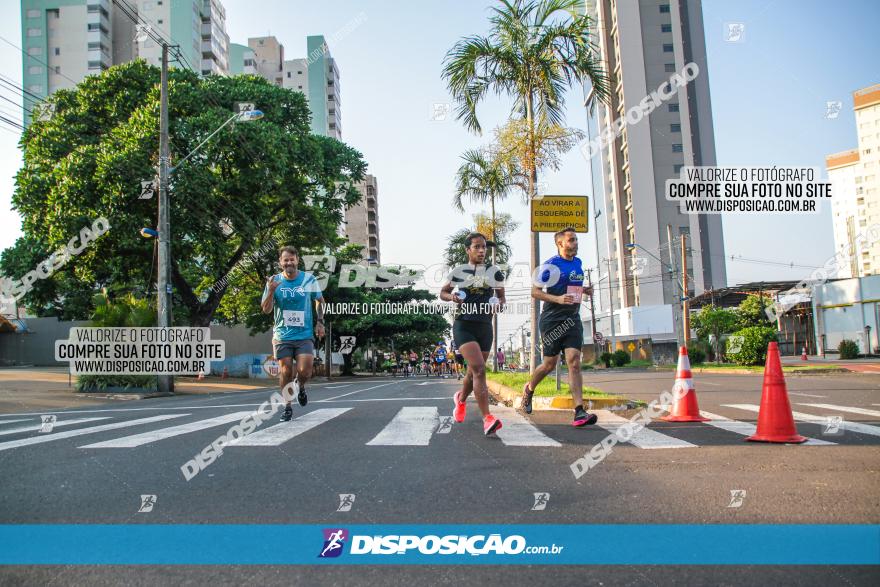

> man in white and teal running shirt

[{"left": 261, "top": 246, "right": 325, "bottom": 422}]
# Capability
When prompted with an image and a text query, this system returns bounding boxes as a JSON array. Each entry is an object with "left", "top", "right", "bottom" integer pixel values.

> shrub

[
  {"left": 687, "top": 345, "right": 706, "bottom": 365},
  {"left": 600, "top": 352, "right": 613, "bottom": 368},
  {"left": 838, "top": 339, "right": 860, "bottom": 360},
  {"left": 77, "top": 291, "right": 156, "bottom": 392},
  {"left": 612, "top": 349, "right": 631, "bottom": 367},
  {"left": 726, "top": 326, "right": 778, "bottom": 365}
]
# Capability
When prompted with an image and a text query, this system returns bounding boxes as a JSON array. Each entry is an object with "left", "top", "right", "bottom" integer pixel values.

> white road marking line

[
  {"left": 492, "top": 406, "right": 561, "bottom": 447},
  {"left": 595, "top": 410, "right": 697, "bottom": 449},
  {"left": 0, "top": 414, "right": 186, "bottom": 452},
  {"left": 317, "top": 396, "right": 450, "bottom": 403},
  {"left": 724, "top": 404, "right": 880, "bottom": 438},
  {"left": 692, "top": 408, "right": 834, "bottom": 446},
  {"left": 798, "top": 403, "right": 880, "bottom": 418},
  {"left": 0, "top": 417, "right": 112, "bottom": 438},
  {"left": 230, "top": 408, "right": 352, "bottom": 446},
  {"left": 699, "top": 381, "right": 721, "bottom": 386},
  {"left": 789, "top": 392, "right": 827, "bottom": 398},
  {"left": 79, "top": 411, "right": 255, "bottom": 448},
  {"left": 0, "top": 419, "right": 31, "bottom": 426},
  {"left": 321, "top": 382, "right": 399, "bottom": 402},
  {"left": 324, "top": 384, "right": 352, "bottom": 389},
  {"left": 366, "top": 407, "right": 439, "bottom": 446}
]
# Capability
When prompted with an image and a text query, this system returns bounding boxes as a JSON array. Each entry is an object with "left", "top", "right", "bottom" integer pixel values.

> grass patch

[{"left": 486, "top": 371, "right": 614, "bottom": 398}]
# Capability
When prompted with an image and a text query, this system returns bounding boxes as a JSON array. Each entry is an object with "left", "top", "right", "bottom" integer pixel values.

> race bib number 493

[{"left": 282, "top": 310, "right": 305, "bottom": 327}]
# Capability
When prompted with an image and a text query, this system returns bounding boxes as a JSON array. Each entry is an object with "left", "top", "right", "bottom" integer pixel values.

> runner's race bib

[{"left": 282, "top": 310, "right": 305, "bottom": 327}]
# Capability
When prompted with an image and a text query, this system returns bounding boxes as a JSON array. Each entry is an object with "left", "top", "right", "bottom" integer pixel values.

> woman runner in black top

[{"left": 439, "top": 232, "right": 506, "bottom": 436}]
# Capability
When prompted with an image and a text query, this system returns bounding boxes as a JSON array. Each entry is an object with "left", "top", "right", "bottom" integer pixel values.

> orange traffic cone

[
  {"left": 801, "top": 347, "right": 807, "bottom": 361},
  {"left": 221, "top": 366, "right": 229, "bottom": 380},
  {"left": 197, "top": 369, "right": 205, "bottom": 380},
  {"left": 747, "top": 341, "right": 806, "bottom": 443},
  {"left": 662, "top": 346, "right": 708, "bottom": 422}
]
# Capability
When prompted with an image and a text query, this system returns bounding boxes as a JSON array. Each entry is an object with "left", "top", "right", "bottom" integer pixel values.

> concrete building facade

[
  {"left": 584, "top": 0, "right": 726, "bottom": 342},
  {"left": 827, "top": 83, "right": 880, "bottom": 278},
  {"left": 345, "top": 175, "right": 381, "bottom": 264}
]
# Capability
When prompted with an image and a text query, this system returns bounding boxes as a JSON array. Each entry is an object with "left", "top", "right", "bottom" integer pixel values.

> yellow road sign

[
  {"left": 530, "top": 196, "right": 589, "bottom": 233},
  {"left": 627, "top": 342, "right": 636, "bottom": 352}
]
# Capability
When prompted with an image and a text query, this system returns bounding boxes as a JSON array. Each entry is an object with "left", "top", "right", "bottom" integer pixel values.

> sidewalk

[
  {"left": 0, "top": 367, "right": 271, "bottom": 415},
  {"left": 780, "top": 355, "right": 880, "bottom": 373}
]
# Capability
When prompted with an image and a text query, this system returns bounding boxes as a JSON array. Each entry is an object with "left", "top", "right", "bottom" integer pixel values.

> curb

[{"left": 486, "top": 379, "right": 634, "bottom": 411}]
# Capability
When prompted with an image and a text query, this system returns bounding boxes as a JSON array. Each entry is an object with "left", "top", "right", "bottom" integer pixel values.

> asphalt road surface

[{"left": 0, "top": 371, "right": 878, "bottom": 585}]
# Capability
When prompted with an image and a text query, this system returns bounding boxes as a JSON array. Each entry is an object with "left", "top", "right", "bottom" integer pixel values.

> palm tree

[
  {"left": 442, "top": 0, "right": 610, "bottom": 372},
  {"left": 454, "top": 147, "right": 522, "bottom": 370}
]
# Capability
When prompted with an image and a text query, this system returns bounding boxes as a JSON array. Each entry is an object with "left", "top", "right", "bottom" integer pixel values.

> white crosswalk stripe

[
  {"left": 80, "top": 411, "right": 255, "bottom": 448},
  {"left": 0, "top": 414, "right": 186, "bottom": 452},
  {"left": 0, "top": 419, "right": 31, "bottom": 427},
  {"left": 595, "top": 410, "right": 697, "bottom": 449},
  {"left": 798, "top": 403, "right": 880, "bottom": 418},
  {"left": 690, "top": 408, "right": 835, "bottom": 446},
  {"left": 0, "top": 417, "right": 111, "bottom": 438},
  {"left": 230, "top": 408, "right": 352, "bottom": 446},
  {"left": 723, "top": 404, "right": 880, "bottom": 438},
  {"left": 367, "top": 407, "right": 438, "bottom": 446},
  {"left": 492, "top": 406, "right": 561, "bottom": 447}
]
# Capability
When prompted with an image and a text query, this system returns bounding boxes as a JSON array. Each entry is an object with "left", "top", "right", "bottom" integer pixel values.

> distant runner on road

[{"left": 261, "top": 245, "right": 325, "bottom": 422}]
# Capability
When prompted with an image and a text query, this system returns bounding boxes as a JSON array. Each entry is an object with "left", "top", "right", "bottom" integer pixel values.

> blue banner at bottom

[{"left": 0, "top": 525, "right": 877, "bottom": 565}]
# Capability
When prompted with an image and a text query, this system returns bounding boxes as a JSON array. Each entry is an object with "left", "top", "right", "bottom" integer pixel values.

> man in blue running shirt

[
  {"left": 261, "top": 246, "right": 325, "bottom": 422},
  {"left": 522, "top": 227, "right": 598, "bottom": 427}
]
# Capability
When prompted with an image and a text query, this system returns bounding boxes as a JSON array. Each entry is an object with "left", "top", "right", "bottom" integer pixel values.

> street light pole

[{"left": 157, "top": 43, "right": 172, "bottom": 395}]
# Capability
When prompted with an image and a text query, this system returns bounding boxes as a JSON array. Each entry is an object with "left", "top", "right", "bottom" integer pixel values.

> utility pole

[
  {"left": 587, "top": 268, "right": 598, "bottom": 361},
  {"left": 157, "top": 43, "right": 173, "bottom": 395},
  {"left": 666, "top": 225, "right": 682, "bottom": 347},
  {"left": 681, "top": 233, "right": 690, "bottom": 344},
  {"left": 605, "top": 258, "right": 616, "bottom": 351}
]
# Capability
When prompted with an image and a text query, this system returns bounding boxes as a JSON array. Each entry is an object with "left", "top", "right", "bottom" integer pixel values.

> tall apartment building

[
  {"left": 20, "top": 0, "right": 229, "bottom": 125},
  {"left": 228, "top": 42, "right": 256, "bottom": 75},
  {"left": 346, "top": 175, "right": 381, "bottom": 265},
  {"left": 246, "top": 34, "right": 341, "bottom": 139},
  {"left": 827, "top": 83, "right": 880, "bottom": 278},
  {"left": 584, "top": 0, "right": 726, "bottom": 341}
]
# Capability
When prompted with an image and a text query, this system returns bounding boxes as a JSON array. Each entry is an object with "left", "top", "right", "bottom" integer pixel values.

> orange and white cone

[
  {"left": 801, "top": 347, "right": 808, "bottom": 361},
  {"left": 197, "top": 369, "right": 205, "bottom": 380},
  {"left": 221, "top": 366, "right": 229, "bottom": 380},
  {"left": 662, "top": 346, "right": 708, "bottom": 422},
  {"left": 747, "top": 341, "right": 806, "bottom": 443}
]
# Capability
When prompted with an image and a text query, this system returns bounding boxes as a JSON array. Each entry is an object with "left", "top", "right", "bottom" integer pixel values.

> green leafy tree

[
  {"left": 442, "top": 0, "right": 610, "bottom": 371},
  {"left": 691, "top": 304, "right": 739, "bottom": 363},
  {"left": 736, "top": 294, "right": 775, "bottom": 330},
  {"left": 1, "top": 60, "right": 366, "bottom": 326},
  {"left": 726, "top": 326, "right": 778, "bottom": 366},
  {"left": 443, "top": 213, "right": 519, "bottom": 269}
]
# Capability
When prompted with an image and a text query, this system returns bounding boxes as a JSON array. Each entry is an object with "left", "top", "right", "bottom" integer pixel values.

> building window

[
  {"left": 661, "top": 24, "right": 672, "bottom": 32},
  {"left": 665, "top": 63, "right": 675, "bottom": 72},
  {"left": 54, "top": 66, "right": 60, "bottom": 74},
  {"left": 297, "top": 70, "right": 302, "bottom": 74},
  {"left": 28, "top": 85, "right": 43, "bottom": 93},
  {"left": 54, "top": 47, "right": 60, "bottom": 55},
  {"left": 668, "top": 103, "right": 679, "bottom": 112},
  {"left": 297, "top": 85, "right": 302, "bottom": 89},
  {"left": 287, "top": 72, "right": 291, "bottom": 77},
  {"left": 660, "top": 4, "right": 670, "bottom": 13},
  {"left": 663, "top": 43, "right": 674, "bottom": 53},
  {"left": 26, "top": 9, "right": 40, "bottom": 18},
  {"left": 28, "top": 65, "right": 44, "bottom": 75},
  {"left": 88, "top": 60, "right": 102, "bottom": 69},
  {"left": 158, "top": 19, "right": 163, "bottom": 24},
  {"left": 671, "top": 123, "right": 681, "bottom": 132},
  {"left": 328, "top": 95, "right": 334, "bottom": 101},
  {"left": 27, "top": 47, "right": 42, "bottom": 56},
  {"left": 27, "top": 28, "right": 42, "bottom": 37},
  {"left": 672, "top": 144, "right": 683, "bottom": 153}
]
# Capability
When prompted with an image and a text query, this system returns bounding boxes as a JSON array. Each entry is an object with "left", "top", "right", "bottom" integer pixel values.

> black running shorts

[{"left": 453, "top": 319, "right": 493, "bottom": 352}]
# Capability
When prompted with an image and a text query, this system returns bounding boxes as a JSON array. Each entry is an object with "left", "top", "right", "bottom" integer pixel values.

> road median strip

[{"left": 485, "top": 372, "right": 637, "bottom": 411}]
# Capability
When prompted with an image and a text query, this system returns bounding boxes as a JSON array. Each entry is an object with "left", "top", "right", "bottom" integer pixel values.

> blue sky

[{"left": 0, "top": 0, "right": 877, "bottom": 340}]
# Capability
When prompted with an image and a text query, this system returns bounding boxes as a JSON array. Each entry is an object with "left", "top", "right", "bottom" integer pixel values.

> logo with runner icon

[{"left": 318, "top": 528, "right": 349, "bottom": 558}]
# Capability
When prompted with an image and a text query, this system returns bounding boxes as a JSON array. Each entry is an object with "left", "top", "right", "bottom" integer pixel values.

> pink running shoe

[
  {"left": 483, "top": 414, "right": 503, "bottom": 436},
  {"left": 453, "top": 390, "right": 466, "bottom": 423}
]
